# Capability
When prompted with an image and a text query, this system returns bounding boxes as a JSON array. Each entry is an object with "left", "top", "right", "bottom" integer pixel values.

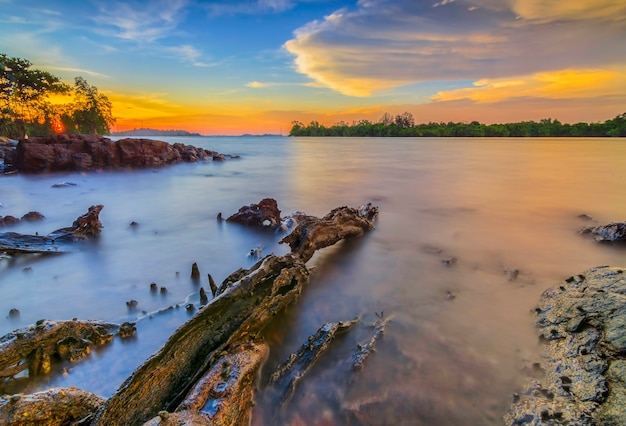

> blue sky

[{"left": 1, "top": 0, "right": 625, "bottom": 134}]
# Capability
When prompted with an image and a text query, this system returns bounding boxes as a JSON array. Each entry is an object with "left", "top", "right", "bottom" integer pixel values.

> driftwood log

[
  {"left": 0, "top": 205, "right": 103, "bottom": 255},
  {"left": 0, "top": 203, "right": 379, "bottom": 425},
  {"left": 280, "top": 203, "right": 378, "bottom": 263},
  {"left": 268, "top": 319, "right": 359, "bottom": 407}
]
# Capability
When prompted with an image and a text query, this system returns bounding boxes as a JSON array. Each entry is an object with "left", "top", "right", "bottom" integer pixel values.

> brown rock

[
  {"left": 226, "top": 198, "right": 282, "bottom": 228},
  {"left": 20, "top": 211, "right": 45, "bottom": 222},
  {"left": 14, "top": 134, "right": 228, "bottom": 173}
]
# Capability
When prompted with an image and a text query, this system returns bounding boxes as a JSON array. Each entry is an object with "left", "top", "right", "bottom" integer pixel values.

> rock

[
  {"left": 0, "top": 211, "right": 45, "bottom": 229},
  {"left": 199, "top": 287, "right": 208, "bottom": 305},
  {"left": 441, "top": 256, "right": 457, "bottom": 266},
  {"left": 118, "top": 322, "right": 136, "bottom": 339},
  {"left": 191, "top": 262, "right": 200, "bottom": 280},
  {"left": 226, "top": 198, "right": 282, "bottom": 229},
  {"left": 0, "top": 141, "right": 17, "bottom": 174},
  {"left": 580, "top": 221, "right": 626, "bottom": 242},
  {"left": 7, "top": 308, "right": 20, "bottom": 319},
  {"left": 0, "top": 387, "right": 106, "bottom": 425},
  {"left": 13, "top": 134, "right": 231, "bottom": 173},
  {"left": 505, "top": 266, "right": 626, "bottom": 425},
  {"left": 51, "top": 181, "right": 77, "bottom": 188},
  {"left": 0, "top": 319, "right": 118, "bottom": 381},
  {"left": 0, "top": 215, "right": 19, "bottom": 227},
  {"left": 207, "top": 274, "right": 217, "bottom": 297},
  {"left": 49, "top": 204, "right": 104, "bottom": 239},
  {"left": 505, "top": 268, "right": 520, "bottom": 281},
  {"left": 20, "top": 211, "right": 45, "bottom": 222}
]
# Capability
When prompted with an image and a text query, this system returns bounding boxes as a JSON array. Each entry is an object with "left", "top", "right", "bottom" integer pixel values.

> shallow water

[{"left": 1, "top": 136, "right": 625, "bottom": 424}]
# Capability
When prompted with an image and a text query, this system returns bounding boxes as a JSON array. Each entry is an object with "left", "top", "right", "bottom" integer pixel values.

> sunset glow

[
  {"left": 2, "top": 0, "right": 625, "bottom": 135},
  {"left": 51, "top": 119, "right": 64, "bottom": 134}
]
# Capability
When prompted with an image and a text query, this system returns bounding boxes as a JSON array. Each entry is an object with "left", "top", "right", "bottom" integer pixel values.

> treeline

[
  {"left": 1, "top": 53, "right": 114, "bottom": 139},
  {"left": 289, "top": 112, "right": 626, "bottom": 137}
]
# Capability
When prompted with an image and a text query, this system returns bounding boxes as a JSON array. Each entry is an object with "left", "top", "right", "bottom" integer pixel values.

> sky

[{"left": 1, "top": 0, "right": 625, "bottom": 135}]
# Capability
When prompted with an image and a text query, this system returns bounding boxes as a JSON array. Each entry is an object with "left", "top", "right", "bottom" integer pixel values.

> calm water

[{"left": 1, "top": 136, "right": 625, "bottom": 425}]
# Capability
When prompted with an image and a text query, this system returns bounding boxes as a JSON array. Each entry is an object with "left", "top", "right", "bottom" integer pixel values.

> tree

[
  {"left": 606, "top": 112, "right": 626, "bottom": 137},
  {"left": 0, "top": 53, "right": 70, "bottom": 138},
  {"left": 289, "top": 120, "right": 304, "bottom": 136},
  {"left": 394, "top": 111, "right": 414, "bottom": 129},
  {"left": 71, "top": 77, "right": 115, "bottom": 134},
  {"left": 379, "top": 112, "right": 393, "bottom": 126}
]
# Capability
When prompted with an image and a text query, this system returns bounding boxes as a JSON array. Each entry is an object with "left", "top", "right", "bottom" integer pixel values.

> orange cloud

[
  {"left": 510, "top": 0, "right": 626, "bottom": 22},
  {"left": 433, "top": 68, "right": 626, "bottom": 103},
  {"left": 284, "top": 0, "right": 626, "bottom": 97}
]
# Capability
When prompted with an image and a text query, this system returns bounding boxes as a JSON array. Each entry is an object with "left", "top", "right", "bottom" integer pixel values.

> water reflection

[{"left": 1, "top": 136, "right": 625, "bottom": 424}]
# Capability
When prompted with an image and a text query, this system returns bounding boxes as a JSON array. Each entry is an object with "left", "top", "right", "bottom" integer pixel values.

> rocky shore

[
  {"left": 505, "top": 265, "right": 626, "bottom": 425},
  {"left": 1, "top": 134, "right": 235, "bottom": 173}
]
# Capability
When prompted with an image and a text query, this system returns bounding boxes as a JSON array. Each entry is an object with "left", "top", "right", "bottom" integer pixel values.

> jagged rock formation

[
  {"left": 226, "top": 198, "right": 282, "bottom": 229},
  {"left": 13, "top": 134, "right": 234, "bottom": 173},
  {"left": 505, "top": 266, "right": 626, "bottom": 425},
  {"left": 0, "top": 205, "right": 104, "bottom": 254},
  {"left": 581, "top": 221, "right": 626, "bottom": 243}
]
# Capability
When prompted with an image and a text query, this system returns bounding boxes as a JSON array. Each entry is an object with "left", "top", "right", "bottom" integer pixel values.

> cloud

[
  {"left": 92, "top": 1, "right": 216, "bottom": 67},
  {"left": 246, "top": 80, "right": 321, "bottom": 89},
  {"left": 509, "top": 0, "right": 626, "bottom": 22},
  {"left": 432, "top": 0, "right": 455, "bottom": 8},
  {"left": 433, "top": 68, "right": 626, "bottom": 103},
  {"left": 165, "top": 45, "right": 215, "bottom": 67},
  {"left": 284, "top": 0, "right": 626, "bottom": 97},
  {"left": 203, "top": 0, "right": 296, "bottom": 15},
  {"left": 93, "top": 0, "right": 188, "bottom": 43},
  {"left": 247, "top": 81, "right": 269, "bottom": 88},
  {"left": 45, "top": 67, "right": 110, "bottom": 78}
]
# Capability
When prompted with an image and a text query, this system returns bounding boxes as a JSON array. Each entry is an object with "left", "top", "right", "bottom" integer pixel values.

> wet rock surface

[
  {"left": 226, "top": 198, "right": 282, "bottom": 229},
  {"left": 12, "top": 134, "right": 234, "bottom": 173},
  {"left": 580, "top": 221, "right": 626, "bottom": 243},
  {"left": 0, "top": 387, "right": 106, "bottom": 425},
  {"left": 505, "top": 266, "right": 626, "bottom": 425},
  {"left": 0, "top": 319, "right": 122, "bottom": 386},
  {"left": 0, "top": 205, "right": 103, "bottom": 254}
]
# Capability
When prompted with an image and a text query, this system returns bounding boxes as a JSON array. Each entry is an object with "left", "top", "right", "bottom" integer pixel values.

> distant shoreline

[
  {"left": 109, "top": 128, "right": 284, "bottom": 138},
  {"left": 110, "top": 128, "right": 202, "bottom": 137}
]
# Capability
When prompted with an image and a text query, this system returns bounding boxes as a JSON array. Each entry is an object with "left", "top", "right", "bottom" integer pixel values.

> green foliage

[
  {"left": 68, "top": 77, "right": 115, "bottom": 134},
  {"left": 0, "top": 54, "right": 115, "bottom": 138},
  {"left": 1, "top": 53, "right": 70, "bottom": 138},
  {"left": 289, "top": 111, "right": 626, "bottom": 138}
]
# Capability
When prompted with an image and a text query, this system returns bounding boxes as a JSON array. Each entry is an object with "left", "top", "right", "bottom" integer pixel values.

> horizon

[{"left": 1, "top": 1, "right": 625, "bottom": 136}]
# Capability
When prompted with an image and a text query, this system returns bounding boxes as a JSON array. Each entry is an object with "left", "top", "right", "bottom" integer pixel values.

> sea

[{"left": 1, "top": 136, "right": 625, "bottom": 425}]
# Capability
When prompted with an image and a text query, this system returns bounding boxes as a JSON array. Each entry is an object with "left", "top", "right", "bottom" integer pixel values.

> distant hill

[{"left": 110, "top": 128, "right": 202, "bottom": 137}]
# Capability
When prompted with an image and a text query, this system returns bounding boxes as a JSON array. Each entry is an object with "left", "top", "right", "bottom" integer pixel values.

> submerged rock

[
  {"left": 0, "top": 211, "right": 45, "bottom": 229},
  {"left": 505, "top": 266, "right": 626, "bottom": 425}
]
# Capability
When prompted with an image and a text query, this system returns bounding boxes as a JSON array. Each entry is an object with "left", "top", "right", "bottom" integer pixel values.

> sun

[{"left": 52, "top": 119, "right": 65, "bottom": 134}]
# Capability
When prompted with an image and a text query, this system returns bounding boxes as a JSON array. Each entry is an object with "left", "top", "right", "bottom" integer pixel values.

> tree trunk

[{"left": 0, "top": 203, "right": 379, "bottom": 425}]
